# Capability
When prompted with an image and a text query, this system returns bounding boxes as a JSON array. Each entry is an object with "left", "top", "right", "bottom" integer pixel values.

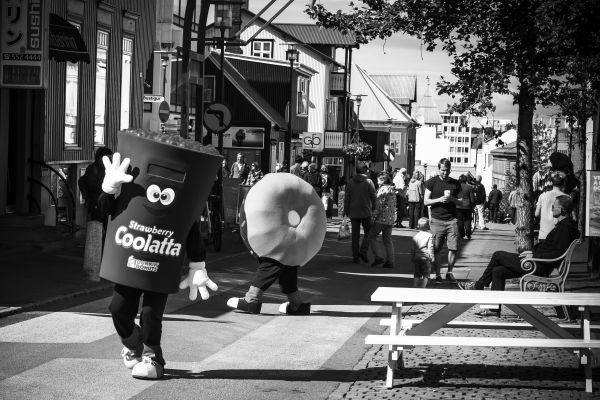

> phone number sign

[{"left": 0, "top": 0, "right": 46, "bottom": 88}]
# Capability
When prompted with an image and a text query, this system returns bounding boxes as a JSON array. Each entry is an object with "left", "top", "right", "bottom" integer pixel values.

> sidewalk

[{"left": 331, "top": 221, "right": 600, "bottom": 399}]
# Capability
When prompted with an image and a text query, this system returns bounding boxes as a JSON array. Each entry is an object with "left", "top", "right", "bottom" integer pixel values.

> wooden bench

[{"left": 366, "top": 287, "right": 600, "bottom": 392}]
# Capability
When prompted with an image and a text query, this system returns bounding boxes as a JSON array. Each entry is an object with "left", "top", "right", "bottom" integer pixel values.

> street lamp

[
  {"left": 353, "top": 94, "right": 366, "bottom": 143},
  {"left": 284, "top": 44, "right": 299, "bottom": 167},
  {"left": 423, "top": 163, "right": 428, "bottom": 179}
]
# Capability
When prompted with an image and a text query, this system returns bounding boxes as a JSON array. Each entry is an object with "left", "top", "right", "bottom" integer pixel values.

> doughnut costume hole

[{"left": 288, "top": 210, "right": 301, "bottom": 227}]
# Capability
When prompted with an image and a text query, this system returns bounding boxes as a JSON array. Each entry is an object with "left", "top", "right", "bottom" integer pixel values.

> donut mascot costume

[
  {"left": 98, "top": 130, "right": 222, "bottom": 380},
  {"left": 227, "top": 173, "right": 327, "bottom": 315}
]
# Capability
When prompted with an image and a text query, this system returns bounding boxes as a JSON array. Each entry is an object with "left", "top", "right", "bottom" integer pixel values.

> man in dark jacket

[
  {"left": 79, "top": 146, "right": 113, "bottom": 226},
  {"left": 303, "top": 163, "right": 323, "bottom": 197},
  {"left": 487, "top": 184, "right": 503, "bottom": 223},
  {"left": 459, "top": 195, "right": 579, "bottom": 292},
  {"left": 344, "top": 163, "right": 376, "bottom": 263}
]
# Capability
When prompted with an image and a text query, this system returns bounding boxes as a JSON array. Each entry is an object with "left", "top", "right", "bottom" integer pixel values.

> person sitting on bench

[{"left": 458, "top": 195, "right": 579, "bottom": 292}]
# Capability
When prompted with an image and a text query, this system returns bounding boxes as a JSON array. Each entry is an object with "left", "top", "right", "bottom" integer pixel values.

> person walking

[
  {"left": 289, "top": 155, "right": 303, "bottom": 176},
  {"left": 79, "top": 146, "right": 113, "bottom": 228},
  {"left": 411, "top": 217, "right": 434, "bottom": 288},
  {"left": 456, "top": 174, "right": 475, "bottom": 239},
  {"left": 220, "top": 159, "right": 230, "bottom": 178},
  {"left": 472, "top": 175, "right": 487, "bottom": 230},
  {"left": 535, "top": 172, "right": 566, "bottom": 243},
  {"left": 244, "top": 162, "right": 264, "bottom": 186},
  {"left": 359, "top": 173, "right": 397, "bottom": 268},
  {"left": 303, "top": 163, "right": 323, "bottom": 197},
  {"left": 344, "top": 163, "right": 376, "bottom": 264},
  {"left": 230, "top": 153, "right": 249, "bottom": 181},
  {"left": 423, "top": 158, "right": 462, "bottom": 284},
  {"left": 487, "top": 184, "right": 503, "bottom": 223},
  {"left": 407, "top": 171, "right": 425, "bottom": 229},
  {"left": 393, "top": 168, "right": 408, "bottom": 227}
]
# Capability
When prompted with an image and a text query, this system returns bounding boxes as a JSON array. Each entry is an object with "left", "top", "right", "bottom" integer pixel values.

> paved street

[{"left": 1, "top": 221, "right": 599, "bottom": 399}]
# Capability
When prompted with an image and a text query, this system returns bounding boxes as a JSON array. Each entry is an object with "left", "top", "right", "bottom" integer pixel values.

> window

[
  {"left": 251, "top": 40, "right": 273, "bottom": 58},
  {"left": 64, "top": 22, "right": 81, "bottom": 146},
  {"left": 297, "top": 76, "right": 309, "bottom": 115},
  {"left": 94, "top": 30, "right": 109, "bottom": 145},
  {"left": 120, "top": 38, "right": 133, "bottom": 130}
]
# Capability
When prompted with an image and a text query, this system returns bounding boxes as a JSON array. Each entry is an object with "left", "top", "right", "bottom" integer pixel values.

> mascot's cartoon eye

[
  {"left": 146, "top": 185, "right": 161, "bottom": 203},
  {"left": 159, "top": 188, "right": 175, "bottom": 205}
]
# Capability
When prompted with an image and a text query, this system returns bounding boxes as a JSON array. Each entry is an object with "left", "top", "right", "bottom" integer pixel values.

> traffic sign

[
  {"left": 144, "top": 94, "right": 165, "bottom": 103},
  {"left": 158, "top": 101, "right": 170, "bottom": 123},
  {"left": 203, "top": 103, "right": 232, "bottom": 134}
]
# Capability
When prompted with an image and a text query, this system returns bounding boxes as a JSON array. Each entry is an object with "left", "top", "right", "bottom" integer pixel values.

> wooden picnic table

[{"left": 366, "top": 287, "right": 600, "bottom": 392}]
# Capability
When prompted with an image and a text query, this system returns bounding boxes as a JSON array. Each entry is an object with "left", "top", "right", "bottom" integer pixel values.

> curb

[{"left": 0, "top": 282, "right": 113, "bottom": 318}]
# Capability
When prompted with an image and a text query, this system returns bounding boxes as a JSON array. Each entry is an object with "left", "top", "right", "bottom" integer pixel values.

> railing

[
  {"left": 28, "top": 159, "right": 77, "bottom": 237},
  {"left": 324, "top": 131, "right": 344, "bottom": 149},
  {"left": 330, "top": 72, "right": 347, "bottom": 93}
]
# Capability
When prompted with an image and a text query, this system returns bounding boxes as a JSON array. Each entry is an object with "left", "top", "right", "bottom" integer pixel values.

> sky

[{"left": 248, "top": 0, "right": 528, "bottom": 124}]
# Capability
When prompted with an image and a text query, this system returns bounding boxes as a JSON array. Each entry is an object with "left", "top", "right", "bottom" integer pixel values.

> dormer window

[{"left": 251, "top": 40, "right": 273, "bottom": 58}]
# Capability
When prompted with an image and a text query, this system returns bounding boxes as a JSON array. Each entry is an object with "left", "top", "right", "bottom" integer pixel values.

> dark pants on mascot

[
  {"left": 252, "top": 257, "right": 299, "bottom": 294},
  {"left": 109, "top": 284, "right": 168, "bottom": 365}
]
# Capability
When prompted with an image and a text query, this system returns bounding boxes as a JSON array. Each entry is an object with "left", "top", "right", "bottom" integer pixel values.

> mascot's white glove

[
  {"left": 179, "top": 261, "right": 218, "bottom": 301},
  {"left": 102, "top": 152, "right": 133, "bottom": 195}
]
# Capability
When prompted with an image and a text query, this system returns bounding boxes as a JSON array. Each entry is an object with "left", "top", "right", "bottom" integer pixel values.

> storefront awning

[{"left": 49, "top": 13, "right": 90, "bottom": 64}]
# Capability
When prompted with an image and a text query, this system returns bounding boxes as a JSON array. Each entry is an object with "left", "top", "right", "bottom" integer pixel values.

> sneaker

[
  {"left": 381, "top": 262, "right": 393, "bottom": 269},
  {"left": 226, "top": 297, "right": 262, "bottom": 314},
  {"left": 458, "top": 281, "right": 482, "bottom": 290},
  {"left": 434, "top": 275, "right": 442, "bottom": 285},
  {"left": 482, "top": 227, "right": 489, "bottom": 231},
  {"left": 371, "top": 257, "right": 385, "bottom": 267},
  {"left": 131, "top": 356, "right": 164, "bottom": 380},
  {"left": 121, "top": 347, "right": 142, "bottom": 369},
  {"left": 446, "top": 272, "right": 457, "bottom": 283},
  {"left": 279, "top": 302, "right": 311, "bottom": 315}
]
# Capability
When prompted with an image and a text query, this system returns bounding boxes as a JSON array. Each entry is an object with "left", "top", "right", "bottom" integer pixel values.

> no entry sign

[{"left": 158, "top": 101, "right": 170, "bottom": 123}]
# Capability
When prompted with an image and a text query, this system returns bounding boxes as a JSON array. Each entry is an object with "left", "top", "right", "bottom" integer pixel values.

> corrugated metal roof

[
  {"left": 273, "top": 23, "right": 358, "bottom": 46},
  {"left": 369, "top": 75, "right": 417, "bottom": 106}
]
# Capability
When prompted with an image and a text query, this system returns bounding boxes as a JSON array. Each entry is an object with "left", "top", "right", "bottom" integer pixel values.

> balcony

[
  {"left": 324, "top": 131, "right": 344, "bottom": 149},
  {"left": 330, "top": 71, "right": 348, "bottom": 95}
]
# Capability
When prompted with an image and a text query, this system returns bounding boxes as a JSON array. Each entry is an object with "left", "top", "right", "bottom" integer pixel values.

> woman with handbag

[{"left": 359, "top": 173, "right": 397, "bottom": 268}]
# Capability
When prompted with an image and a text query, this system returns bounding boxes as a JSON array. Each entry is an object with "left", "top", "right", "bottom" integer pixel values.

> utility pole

[{"left": 179, "top": 1, "right": 196, "bottom": 139}]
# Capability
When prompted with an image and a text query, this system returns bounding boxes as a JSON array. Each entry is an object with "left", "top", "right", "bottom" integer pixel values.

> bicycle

[{"left": 201, "top": 194, "right": 223, "bottom": 251}]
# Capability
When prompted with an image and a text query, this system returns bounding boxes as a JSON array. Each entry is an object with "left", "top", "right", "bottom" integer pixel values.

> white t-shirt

[{"left": 535, "top": 187, "right": 566, "bottom": 240}]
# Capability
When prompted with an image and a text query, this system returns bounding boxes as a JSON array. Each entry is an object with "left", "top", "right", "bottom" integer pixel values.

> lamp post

[
  {"left": 423, "top": 163, "right": 428, "bottom": 180},
  {"left": 213, "top": 2, "right": 234, "bottom": 155},
  {"left": 351, "top": 94, "right": 366, "bottom": 172},
  {"left": 284, "top": 44, "right": 299, "bottom": 167}
]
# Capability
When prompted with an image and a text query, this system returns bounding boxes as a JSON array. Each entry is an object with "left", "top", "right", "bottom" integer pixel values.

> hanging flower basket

[{"left": 343, "top": 142, "right": 372, "bottom": 161}]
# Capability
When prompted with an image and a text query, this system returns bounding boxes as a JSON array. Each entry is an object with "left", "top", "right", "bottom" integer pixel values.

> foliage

[
  {"left": 532, "top": 119, "right": 554, "bottom": 171},
  {"left": 342, "top": 141, "right": 372, "bottom": 160},
  {"left": 306, "top": 0, "right": 599, "bottom": 250}
]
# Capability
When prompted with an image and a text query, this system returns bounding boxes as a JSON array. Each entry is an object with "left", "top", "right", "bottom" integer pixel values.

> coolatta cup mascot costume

[
  {"left": 226, "top": 173, "right": 327, "bottom": 315},
  {"left": 98, "top": 130, "right": 222, "bottom": 380}
]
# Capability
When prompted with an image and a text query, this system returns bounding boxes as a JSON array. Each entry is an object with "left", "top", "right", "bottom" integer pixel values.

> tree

[
  {"left": 532, "top": 118, "right": 553, "bottom": 172},
  {"left": 307, "top": 0, "right": 600, "bottom": 251}
]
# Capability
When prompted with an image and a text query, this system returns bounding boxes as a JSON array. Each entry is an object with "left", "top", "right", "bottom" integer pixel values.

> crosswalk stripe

[
  {"left": 0, "top": 312, "right": 115, "bottom": 343},
  {"left": 0, "top": 358, "right": 157, "bottom": 400}
]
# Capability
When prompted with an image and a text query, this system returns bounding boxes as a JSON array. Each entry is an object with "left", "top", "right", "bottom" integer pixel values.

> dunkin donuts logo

[
  {"left": 127, "top": 256, "right": 160, "bottom": 272},
  {"left": 114, "top": 220, "right": 182, "bottom": 257}
]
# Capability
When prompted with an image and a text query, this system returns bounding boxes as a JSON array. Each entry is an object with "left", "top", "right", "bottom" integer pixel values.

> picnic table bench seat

[{"left": 367, "top": 287, "right": 600, "bottom": 392}]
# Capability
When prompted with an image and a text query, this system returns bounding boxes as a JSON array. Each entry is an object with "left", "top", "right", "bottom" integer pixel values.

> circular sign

[
  {"left": 158, "top": 101, "right": 170, "bottom": 123},
  {"left": 203, "top": 103, "right": 232, "bottom": 134}
]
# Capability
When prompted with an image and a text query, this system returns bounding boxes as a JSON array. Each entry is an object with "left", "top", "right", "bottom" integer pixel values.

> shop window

[
  {"left": 297, "top": 76, "right": 309, "bottom": 115},
  {"left": 94, "top": 30, "right": 109, "bottom": 145},
  {"left": 120, "top": 38, "right": 133, "bottom": 130},
  {"left": 64, "top": 22, "right": 81, "bottom": 146},
  {"left": 251, "top": 40, "right": 273, "bottom": 58}
]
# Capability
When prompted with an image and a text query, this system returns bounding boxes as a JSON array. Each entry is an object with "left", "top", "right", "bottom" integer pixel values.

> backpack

[{"left": 407, "top": 181, "right": 422, "bottom": 203}]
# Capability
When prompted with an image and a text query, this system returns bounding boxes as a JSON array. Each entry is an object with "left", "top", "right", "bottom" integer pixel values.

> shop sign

[
  {"left": 586, "top": 170, "right": 600, "bottom": 236},
  {"left": 302, "top": 132, "right": 324, "bottom": 152},
  {"left": 0, "top": 0, "right": 46, "bottom": 88}
]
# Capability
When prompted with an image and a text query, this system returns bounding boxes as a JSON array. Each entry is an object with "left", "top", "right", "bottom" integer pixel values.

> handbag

[{"left": 337, "top": 217, "right": 351, "bottom": 240}]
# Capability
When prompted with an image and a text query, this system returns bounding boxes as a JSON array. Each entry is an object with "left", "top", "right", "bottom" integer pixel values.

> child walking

[{"left": 411, "top": 217, "right": 434, "bottom": 288}]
